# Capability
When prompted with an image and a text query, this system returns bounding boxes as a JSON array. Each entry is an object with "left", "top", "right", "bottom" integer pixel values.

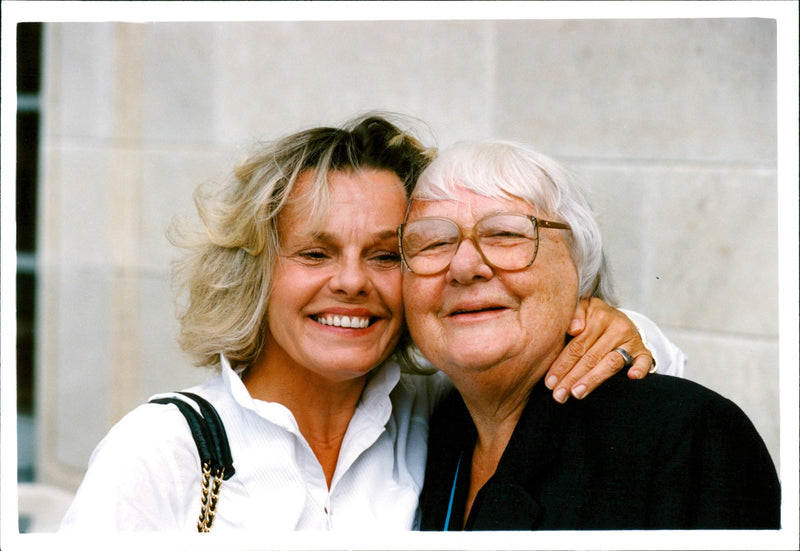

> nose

[
  {"left": 329, "top": 255, "right": 371, "bottom": 296},
  {"left": 446, "top": 237, "right": 493, "bottom": 284}
]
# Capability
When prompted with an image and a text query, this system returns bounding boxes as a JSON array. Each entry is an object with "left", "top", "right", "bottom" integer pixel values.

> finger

[
  {"left": 548, "top": 298, "right": 654, "bottom": 403},
  {"left": 550, "top": 339, "right": 615, "bottom": 403},
  {"left": 567, "top": 349, "right": 629, "bottom": 400},
  {"left": 546, "top": 320, "right": 607, "bottom": 390},
  {"left": 567, "top": 315, "right": 585, "bottom": 336},
  {"left": 554, "top": 332, "right": 649, "bottom": 401},
  {"left": 569, "top": 346, "right": 655, "bottom": 400},
  {"left": 627, "top": 353, "right": 655, "bottom": 380}
]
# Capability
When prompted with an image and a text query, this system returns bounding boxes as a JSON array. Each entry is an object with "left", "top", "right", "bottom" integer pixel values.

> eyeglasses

[{"left": 398, "top": 212, "right": 571, "bottom": 275}]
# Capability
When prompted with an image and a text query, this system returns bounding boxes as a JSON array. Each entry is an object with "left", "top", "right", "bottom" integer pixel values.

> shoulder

[
  {"left": 91, "top": 373, "right": 232, "bottom": 473},
  {"left": 60, "top": 400, "right": 203, "bottom": 531},
  {"left": 574, "top": 373, "right": 780, "bottom": 528},
  {"left": 580, "top": 372, "right": 748, "bottom": 426},
  {"left": 566, "top": 373, "right": 775, "bottom": 472},
  {"left": 93, "top": 401, "right": 199, "bottom": 470},
  {"left": 62, "top": 374, "right": 240, "bottom": 531}
]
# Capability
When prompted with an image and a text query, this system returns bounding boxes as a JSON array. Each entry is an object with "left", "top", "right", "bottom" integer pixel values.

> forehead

[
  {"left": 407, "top": 188, "right": 535, "bottom": 221},
  {"left": 281, "top": 169, "right": 407, "bottom": 237}
]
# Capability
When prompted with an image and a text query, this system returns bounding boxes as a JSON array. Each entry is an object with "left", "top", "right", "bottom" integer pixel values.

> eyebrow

[{"left": 311, "top": 229, "right": 398, "bottom": 243}]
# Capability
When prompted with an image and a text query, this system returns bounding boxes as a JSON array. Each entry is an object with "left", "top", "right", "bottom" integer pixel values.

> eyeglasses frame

[{"left": 398, "top": 212, "right": 572, "bottom": 275}]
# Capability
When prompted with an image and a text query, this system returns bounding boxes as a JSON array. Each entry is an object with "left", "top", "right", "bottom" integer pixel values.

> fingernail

[
  {"left": 546, "top": 375, "right": 558, "bottom": 389},
  {"left": 629, "top": 369, "right": 642, "bottom": 379},
  {"left": 554, "top": 388, "right": 568, "bottom": 403},
  {"left": 571, "top": 385, "right": 587, "bottom": 399},
  {"left": 568, "top": 318, "right": 582, "bottom": 333}
]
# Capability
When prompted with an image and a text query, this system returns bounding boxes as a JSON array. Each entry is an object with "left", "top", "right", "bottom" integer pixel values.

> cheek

[
  {"left": 268, "top": 262, "right": 320, "bottom": 317},
  {"left": 265, "top": 277, "right": 293, "bottom": 330},
  {"left": 524, "top": 261, "right": 580, "bottom": 320},
  {"left": 374, "top": 269, "right": 404, "bottom": 315},
  {"left": 267, "top": 263, "right": 289, "bottom": 306},
  {"left": 401, "top": 276, "right": 417, "bottom": 314},
  {"left": 402, "top": 275, "right": 439, "bottom": 328}
]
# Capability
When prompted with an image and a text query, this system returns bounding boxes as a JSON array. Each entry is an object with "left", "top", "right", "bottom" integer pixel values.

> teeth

[{"left": 314, "top": 314, "right": 371, "bottom": 328}]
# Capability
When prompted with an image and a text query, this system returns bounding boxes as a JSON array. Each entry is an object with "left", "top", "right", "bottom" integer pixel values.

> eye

[
  {"left": 481, "top": 233, "right": 532, "bottom": 250},
  {"left": 417, "top": 236, "right": 458, "bottom": 255},
  {"left": 484, "top": 230, "right": 528, "bottom": 240},
  {"left": 295, "top": 249, "right": 331, "bottom": 264},
  {"left": 368, "top": 250, "right": 402, "bottom": 268}
]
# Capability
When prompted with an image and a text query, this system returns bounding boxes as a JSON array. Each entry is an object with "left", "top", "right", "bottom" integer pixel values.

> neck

[
  {"left": 449, "top": 357, "right": 549, "bottom": 525},
  {"left": 453, "top": 356, "right": 545, "bottom": 446},
  {"left": 242, "top": 351, "right": 368, "bottom": 488},
  {"left": 460, "top": 387, "right": 526, "bottom": 526},
  {"left": 461, "top": 375, "right": 531, "bottom": 482}
]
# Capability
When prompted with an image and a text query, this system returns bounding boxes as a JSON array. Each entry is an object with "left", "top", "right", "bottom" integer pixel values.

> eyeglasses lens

[{"left": 402, "top": 214, "right": 539, "bottom": 274}]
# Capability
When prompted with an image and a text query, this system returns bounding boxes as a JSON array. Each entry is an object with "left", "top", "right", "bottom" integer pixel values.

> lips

[
  {"left": 445, "top": 301, "right": 510, "bottom": 317},
  {"left": 450, "top": 306, "right": 506, "bottom": 316}
]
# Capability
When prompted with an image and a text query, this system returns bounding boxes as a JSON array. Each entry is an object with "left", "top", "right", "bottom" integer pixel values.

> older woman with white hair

[{"left": 403, "top": 141, "right": 780, "bottom": 530}]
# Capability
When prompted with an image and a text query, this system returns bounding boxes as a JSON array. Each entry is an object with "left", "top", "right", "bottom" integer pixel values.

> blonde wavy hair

[{"left": 170, "top": 113, "right": 435, "bottom": 370}]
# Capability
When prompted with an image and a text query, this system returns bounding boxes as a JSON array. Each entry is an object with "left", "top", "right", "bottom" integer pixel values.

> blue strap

[{"left": 443, "top": 452, "right": 463, "bottom": 531}]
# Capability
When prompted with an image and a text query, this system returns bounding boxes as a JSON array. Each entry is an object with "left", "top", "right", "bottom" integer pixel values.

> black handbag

[{"left": 149, "top": 392, "right": 235, "bottom": 532}]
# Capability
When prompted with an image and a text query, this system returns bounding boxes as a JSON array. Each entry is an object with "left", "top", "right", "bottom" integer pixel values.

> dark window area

[{"left": 17, "top": 22, "right": 42, "bottom": 483}]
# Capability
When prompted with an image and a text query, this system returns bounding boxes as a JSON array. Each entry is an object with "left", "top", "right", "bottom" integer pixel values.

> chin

[
  {"left": 306, "top": 352, "right": 382, "bottom": 379},
  {"left": 437, "top": 351, "right": 501, "bottom": 373},
  {"left": 319, "top": 364, "right": 378, "bottom": 383}
]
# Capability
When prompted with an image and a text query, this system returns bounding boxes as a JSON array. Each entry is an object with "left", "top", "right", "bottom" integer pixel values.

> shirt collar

[{"left": 219, "top": 353, "right": 401, "bottom": 431}]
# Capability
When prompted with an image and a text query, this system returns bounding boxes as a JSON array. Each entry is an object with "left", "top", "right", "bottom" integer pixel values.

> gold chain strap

[{"left": 197, "top": 461, "right": 225, "bottom": 532}]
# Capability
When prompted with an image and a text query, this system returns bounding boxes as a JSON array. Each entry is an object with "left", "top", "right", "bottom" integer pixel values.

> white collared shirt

[{"left": 60, "top": 357, "right": 451, "bottom": 532}]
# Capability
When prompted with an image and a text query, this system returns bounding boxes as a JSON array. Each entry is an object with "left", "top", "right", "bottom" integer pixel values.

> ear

[{"left": 567, "top": 298, "right": 589, "bottom": 336}]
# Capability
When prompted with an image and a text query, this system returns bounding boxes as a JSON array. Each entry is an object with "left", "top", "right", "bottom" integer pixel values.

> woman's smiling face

[
  {"left": 262, "top": 169, "right": 407, "bottom": 384},
  {"left": 402, "top": 187, "right": 580, "bottom": 385}
]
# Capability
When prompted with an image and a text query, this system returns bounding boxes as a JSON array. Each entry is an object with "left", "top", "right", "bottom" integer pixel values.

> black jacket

[{"left": 419, "top": 372, "right": 780, "bottom": 530}]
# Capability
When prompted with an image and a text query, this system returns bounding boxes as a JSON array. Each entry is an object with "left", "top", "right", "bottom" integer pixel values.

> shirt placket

[{"left": 324, "top": 493, "right": 333, "bottom": 530}]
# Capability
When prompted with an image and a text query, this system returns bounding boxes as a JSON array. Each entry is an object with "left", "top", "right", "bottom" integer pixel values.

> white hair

[{"left": 411, "top": 141, "right": 615, "bottom": 302}]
